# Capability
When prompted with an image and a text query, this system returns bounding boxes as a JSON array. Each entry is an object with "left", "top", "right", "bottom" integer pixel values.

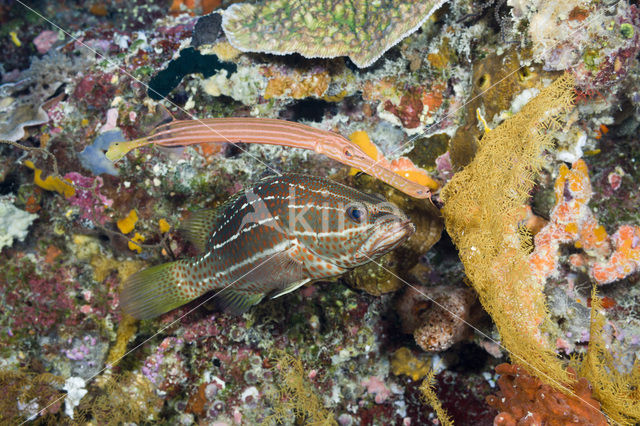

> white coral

[
  {"left": 63, "top": 376, "right": 87, "bottom": 419},
  {"left": 0, "top": 199, "right": 37, "bottom": 251}
]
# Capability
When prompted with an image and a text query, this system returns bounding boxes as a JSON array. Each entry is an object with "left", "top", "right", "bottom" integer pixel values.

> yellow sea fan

[{"left": 441, "top": 74, "right": 576, "bottom": 389}]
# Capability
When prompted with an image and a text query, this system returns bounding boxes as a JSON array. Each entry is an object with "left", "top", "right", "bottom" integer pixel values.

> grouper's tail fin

[{"left": 120, "top": 260, "right": 197, "bottom": 320}]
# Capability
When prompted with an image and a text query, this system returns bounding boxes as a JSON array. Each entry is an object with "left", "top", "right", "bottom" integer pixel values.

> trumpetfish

[{"left": 121, "top": 174, "right": 415, "bottom": 319}]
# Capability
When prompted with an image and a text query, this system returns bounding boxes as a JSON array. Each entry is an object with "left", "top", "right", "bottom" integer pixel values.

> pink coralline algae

[
  {"left": 1, "top": 260, "right": 83, "bottom": 345},
  {"left": 529, "top": 159, "right": 640, "bottom": 285},
  {"left": 73, "top": 72, "right": 116, "bottom": 110},
  {"left": 141, "top": 336, "right": 188, "bottom": 393},
  {"left": 396, "top": 285, "right": 481, "bottom": 352},
  {"left": 435, "top": 151, "right": 454, "bottom": 181},
  {"left": 33, "top": 30, "right": 58, "bottom": 54},
  {"left": 361, "top": 376, "right": 392, "bottom": 404},
  {"left": 64, "top": 172, "right": 113, "bottom": 224}
]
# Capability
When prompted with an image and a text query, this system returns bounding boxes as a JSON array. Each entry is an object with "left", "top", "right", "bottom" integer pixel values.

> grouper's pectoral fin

[
  {"left": 214, "top": 244, "right": 307, "bottom": 315},
  {"left": 270, "top": 278, "right": 311, "bottom": 299}
]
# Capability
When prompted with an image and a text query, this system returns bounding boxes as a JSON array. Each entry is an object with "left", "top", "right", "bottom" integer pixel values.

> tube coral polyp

[{"left": 530, "top": 159, "right": 640, "bottom": 285}]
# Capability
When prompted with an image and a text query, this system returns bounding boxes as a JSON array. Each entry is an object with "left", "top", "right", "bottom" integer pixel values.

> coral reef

[
  {"left": 0, "top": 370, "right": 66, "bottom": 423},
  {"left": 222, "top": 0, "right": 449, "bottom": 68},
  {"left": 1, "top": 0, "right": 639, "bottom": 423},
  {"left": 265, "top": 351, "right": 336, "bottom": 424}
]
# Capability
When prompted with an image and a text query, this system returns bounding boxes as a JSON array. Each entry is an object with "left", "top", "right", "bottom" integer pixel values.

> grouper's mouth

[{"left": 368, "top": 218, "right": 415, "bottom": 258}]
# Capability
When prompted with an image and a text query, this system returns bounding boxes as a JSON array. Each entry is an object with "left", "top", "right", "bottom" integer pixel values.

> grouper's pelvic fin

[
  {"left": 120, "top": 260, "right": 198, "bottom": 320},
  {"left": 214, "top": 289, "right": 264, "bottom": 316}
]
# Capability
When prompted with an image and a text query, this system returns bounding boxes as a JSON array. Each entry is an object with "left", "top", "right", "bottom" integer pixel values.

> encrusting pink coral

[
  {"left": 591, "top": 225, "right": 640, "bottom": 284},
  {"left": 64, "top": 172, "right": 113, "bottom": 225},
  {"left": 529, "top": 159, "right": 640, "bottom": 285}
]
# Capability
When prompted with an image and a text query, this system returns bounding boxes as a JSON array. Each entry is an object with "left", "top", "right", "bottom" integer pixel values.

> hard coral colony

[{"left": 0, "top": 0, "right": 639, "bottom": 424}]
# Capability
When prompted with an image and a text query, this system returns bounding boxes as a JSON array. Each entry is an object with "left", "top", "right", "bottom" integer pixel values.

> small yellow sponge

[
  {"left": 128, "top": 232, "right": 145, "bottom": 253},
  {"left": 117, "top": 210, "right": 138, "bottom": 234},
  {"left": 391, "top": 347, "right": 431, "bottom": 381},
  {"left": 158, "top": 219, "right": 171, "bottom": 233}
]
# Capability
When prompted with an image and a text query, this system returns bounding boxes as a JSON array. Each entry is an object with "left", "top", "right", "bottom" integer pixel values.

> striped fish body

[{"left": 121, "top": 174, "right": 414, "bottom": 319}]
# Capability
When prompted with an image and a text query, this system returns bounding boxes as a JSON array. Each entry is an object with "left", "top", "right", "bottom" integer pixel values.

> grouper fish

[{"left": 121, "top": 174, "right": 415, "bottom": 319}]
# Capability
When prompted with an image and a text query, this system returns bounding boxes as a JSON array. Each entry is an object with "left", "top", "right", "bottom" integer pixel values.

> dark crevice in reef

[
  {"left": 147, "top": 47, "right": 237, "bottom": 101},
  {"left": 280, "top": 98, "right": 338, "bottom": 123}
]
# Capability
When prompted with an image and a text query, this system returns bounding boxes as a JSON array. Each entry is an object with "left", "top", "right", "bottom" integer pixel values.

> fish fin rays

[
  {"left": 214, "top": 246, "right": 306, "bottom": 314},
  {"left": 180, "top": 209, "right": 218, "bottom": 252},
  {"left": 120, "top": 261, "right": 195, "bottom": 320},
  {"left": 214, "top": 290, "right": 264, "bottom": 315},
  {"left": 270, "top": 278, "right": 311, "bottom": 299},
  {"left": 237, "top": 246, "right": 305, "bottom": 288}
]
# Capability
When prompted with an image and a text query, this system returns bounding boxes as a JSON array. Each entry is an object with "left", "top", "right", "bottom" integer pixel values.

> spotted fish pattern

[{"left": 121, "top": 174, "right": 415, "bottom": 319}]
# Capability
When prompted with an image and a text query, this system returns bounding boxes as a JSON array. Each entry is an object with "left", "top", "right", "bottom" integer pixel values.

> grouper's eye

[{"left": 346, "top": 206, "right": 365, "bottom": 223}]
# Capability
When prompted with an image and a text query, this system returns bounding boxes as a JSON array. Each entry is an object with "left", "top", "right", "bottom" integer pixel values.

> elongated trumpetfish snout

[
  {"left": 120, "top": 174, "right": 414, "bottom": 319},
  {"left": 105, "top": 138, "right": 149, "bottom": 161},
  {"left": 105, "top": 117, "right": 432, "bottom": 199}
]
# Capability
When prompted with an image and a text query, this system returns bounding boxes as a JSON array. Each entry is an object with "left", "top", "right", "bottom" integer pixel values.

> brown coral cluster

[
  {"left": 396, "top": 285, "right": 481, "bottom": 352},
  {"left": 486, "top": 363, "right": 607, "bottom": 426},
  {"left": 263, "top": 69, "right": 331, "bottom": 100}
]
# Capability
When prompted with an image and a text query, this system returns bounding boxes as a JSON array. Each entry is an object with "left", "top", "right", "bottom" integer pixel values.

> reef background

[{"left": 1, "top": 0, "right": 639, "bottom": 424}]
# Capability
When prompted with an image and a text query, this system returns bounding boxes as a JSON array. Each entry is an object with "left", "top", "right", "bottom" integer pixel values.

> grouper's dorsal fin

[{"left": 180, "top": 209, "right": 218, "bottom": 252}]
